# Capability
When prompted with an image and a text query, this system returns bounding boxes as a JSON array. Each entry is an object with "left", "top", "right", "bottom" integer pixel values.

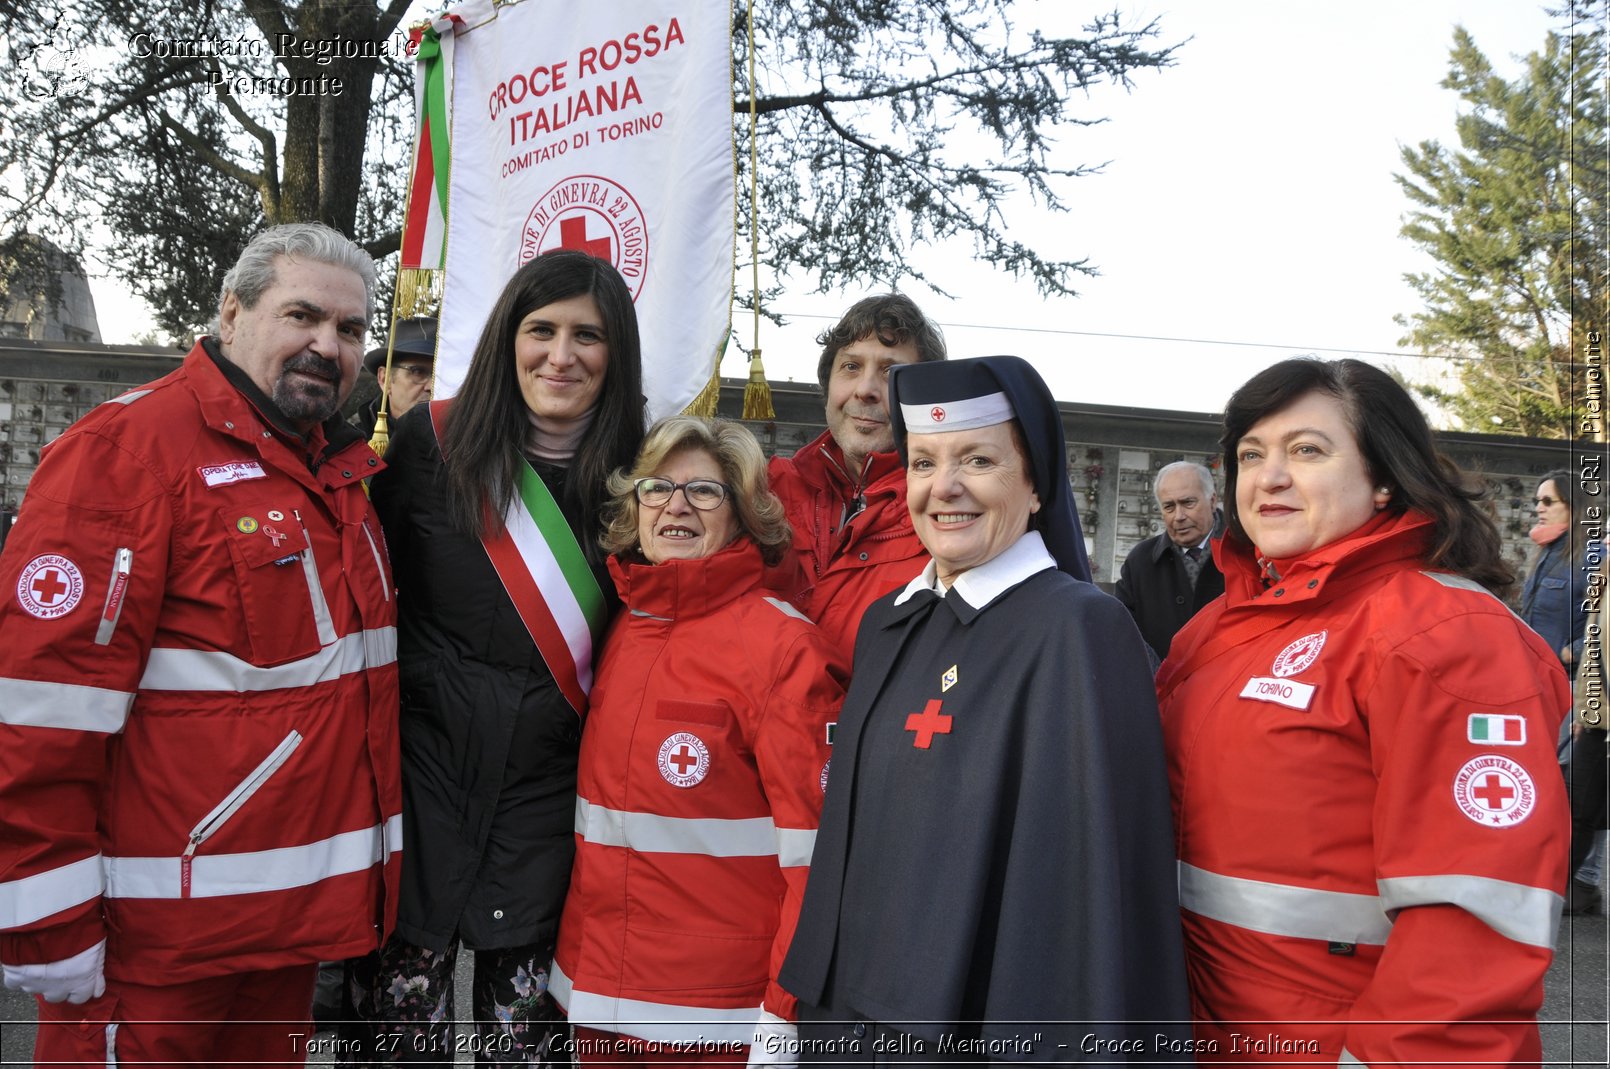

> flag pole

[
  {"left": 740, "top": 0, "right": 773, "bottom": 420},
  {"left": 372, "top": 20, "right": 450, "bottom": 456}
]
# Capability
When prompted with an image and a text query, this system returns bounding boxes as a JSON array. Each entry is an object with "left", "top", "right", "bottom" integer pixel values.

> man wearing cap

[
  {"left": 355, "top": 315, "right": 437, "bottom": 439},
  {"left": 0, "top": 223, "right": 401, "bottom": 1063},
  {"left": 781, "top": 356, "right": 1187, "bottom": 1061},
  {"left": 767, "top": 294, "right": 946, "bottom": 662},
  {"left": 1115, "top": 460, "right": 1226, "bottom": 660}
]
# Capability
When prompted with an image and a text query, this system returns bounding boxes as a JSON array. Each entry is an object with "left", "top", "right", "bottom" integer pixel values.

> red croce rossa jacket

[
  {"left": 552, "top": 538, "right": 847, "bottom": 1042},
  {"left": 767, "top": 431, "right": 927, "bottom": 662},
  {"left": 1157, "top": 509, "right": 1569, "bottom": 1066},
  {"left": 0, "top": 342, "right": 402, "bottom": 984}
]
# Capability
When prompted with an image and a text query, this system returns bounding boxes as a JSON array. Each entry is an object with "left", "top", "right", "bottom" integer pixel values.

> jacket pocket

[
  {"left": 180, "top": 730, "right": 303, "bottom": 898},
  {"left": 217, "top": 504, "right": 324, "bottom": 665}
]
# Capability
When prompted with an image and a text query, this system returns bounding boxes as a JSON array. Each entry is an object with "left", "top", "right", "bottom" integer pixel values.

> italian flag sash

[{"left": 429, "top": 401, "right": 605, "bottom": 716}]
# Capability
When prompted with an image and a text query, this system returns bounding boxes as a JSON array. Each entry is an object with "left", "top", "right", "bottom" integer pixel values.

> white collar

[{"left": 894, "top": 530, "right": 1055, "bottom": 611}]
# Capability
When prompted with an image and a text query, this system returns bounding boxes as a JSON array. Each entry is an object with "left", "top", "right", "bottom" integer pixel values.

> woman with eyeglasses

[
  {"left": 551, "top": 415, "right": 847, "bottom": 1066},
  {"left": 348, "top": 250, "right": 646, "bottom": 1063},
  {"left": 1520, "top": 470, "right": 1606, "bottom": 914}
]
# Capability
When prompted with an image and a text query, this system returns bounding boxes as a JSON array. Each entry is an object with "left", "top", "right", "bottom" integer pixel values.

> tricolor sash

[{"left": 429, "top": 401, "right": 605, "bottom": 715}]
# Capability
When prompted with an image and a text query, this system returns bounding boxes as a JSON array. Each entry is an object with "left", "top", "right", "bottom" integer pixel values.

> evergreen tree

[{"left": 1395, "top": 17, "right": 1606, "bottom": 438}]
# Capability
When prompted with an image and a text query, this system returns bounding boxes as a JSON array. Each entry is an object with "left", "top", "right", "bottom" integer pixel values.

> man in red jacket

[
  {"left": 0, "top": 223, "right": 402, "bottom": 1064},
  {"left": 768, "top": 294, "right": 946, "bottom": 661}
]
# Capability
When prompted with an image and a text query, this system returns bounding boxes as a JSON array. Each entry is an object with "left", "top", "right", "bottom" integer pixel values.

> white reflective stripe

[
  {"left": 1378, "top": 873, "right": 1561, "bottom": 949},
  {"left": 575, "top": 797, "right": 780, "bottom": 857},
  {"left": 0, "top": 854, "right": 103, "bottom": 928},
  {"left": 1178, "top": 861, "right": 1394, "bottom": 945},
  {"left": 384, "top": 811, "right": 404, "bottom": 862},
  {"left": 138, "top": 627, "right": 397, "bottom": 692},
  {"left": 361, "top": 522, "right": 390, "bottom": 603},
  {"left": 298, "top": 541, "right": 338, "bottom": 646},
  {"left": 550, "top": 961, "right": 758, "bottom": 1045},
  {"left": 1420, "top": 571, "right": 1523, "bottom": 622},
  {"left": 762, "top": 596, "right": 812, "bottom": 623},
  {"left": 1339, "top": 1046, "right": 1365, "bottom": 1068},
  {"left": 105, "top": 817, "right": 398, "bottom": 899},
  {"left": 187, "top": 731, "right": 303, "bottom": 850},
  {"left": 107, "top": 1020, "right": 118, "bottom": 1066},
  {"left": 775, "top": 827, "right": 817, "bottom": 868},
  {"left": 105, "top": 390, "right": 151, "bottom": 407},
  {"left": 0, "top": 678, "right": 134, "bottom": 733}
]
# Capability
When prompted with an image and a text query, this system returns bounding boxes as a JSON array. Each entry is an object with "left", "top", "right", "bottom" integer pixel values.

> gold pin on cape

[{"left": 941, "top": 665, "right": 958, "bottom": 692}]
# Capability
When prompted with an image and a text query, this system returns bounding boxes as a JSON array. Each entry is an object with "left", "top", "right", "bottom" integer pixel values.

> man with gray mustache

[{"left": 0, "top": 223, "right": 402, "bottom": 1064}]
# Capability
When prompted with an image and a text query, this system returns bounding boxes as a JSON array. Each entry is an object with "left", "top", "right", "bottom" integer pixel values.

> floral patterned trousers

[{"left": 337, "top": 934, "right": 570, "bottom": 1067}]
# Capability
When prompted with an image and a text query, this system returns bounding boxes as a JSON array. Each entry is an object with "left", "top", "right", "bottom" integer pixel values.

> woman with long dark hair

[
  {"left": 349, "top": 250, "right": 646, "bottom": 1063},
  {"left": 1157, "top": 358, "right": 1570, "bottom": 1065}
]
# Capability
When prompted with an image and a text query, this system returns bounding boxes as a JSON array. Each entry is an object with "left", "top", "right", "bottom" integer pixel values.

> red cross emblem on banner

[
  {"left": 558, "top": 216, "right": 612, "bottom": 261},
  {"left": 905, "top": 699, "right": 952, "bottom": 749},
  {"left": 668, "top": 744, "right": 699, "bottom": 775}
]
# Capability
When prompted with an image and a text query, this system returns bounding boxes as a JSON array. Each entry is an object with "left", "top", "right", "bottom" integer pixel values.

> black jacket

[
  {"left": 1113, "top": 524, "right": 1225, "bottom": 660},
  {"left": 370, "top": 404, "right": 611, "bottom": 953}
]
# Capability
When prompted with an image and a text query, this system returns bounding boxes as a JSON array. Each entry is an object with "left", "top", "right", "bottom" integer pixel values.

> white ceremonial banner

[{"left": 433, "top": 0, "right": 733, "bottom": 419}]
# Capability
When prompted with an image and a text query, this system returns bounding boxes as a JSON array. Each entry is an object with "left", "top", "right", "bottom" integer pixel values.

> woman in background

[{"left": 1523, "top": 471, "right": 1609, "bottom": 914}]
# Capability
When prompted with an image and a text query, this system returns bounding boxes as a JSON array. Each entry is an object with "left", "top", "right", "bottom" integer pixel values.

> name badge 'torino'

[{"left": 1240, "top": 676, "right": 1316, "bottom": 711}]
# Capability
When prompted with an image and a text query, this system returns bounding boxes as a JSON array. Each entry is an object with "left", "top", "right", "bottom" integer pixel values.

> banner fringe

[{"left": 685, "top": 366, "right": 722, "bottom": 417}]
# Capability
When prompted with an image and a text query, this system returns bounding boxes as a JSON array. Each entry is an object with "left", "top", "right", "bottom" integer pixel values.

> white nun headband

[{"left": 898, "top": 391, "right": 1013, "bottom": 434}]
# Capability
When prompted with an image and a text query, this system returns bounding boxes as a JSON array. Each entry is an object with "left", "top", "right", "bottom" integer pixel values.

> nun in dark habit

[{"left": 778, "top": 356, "right": 1191, "bottom": 1065}]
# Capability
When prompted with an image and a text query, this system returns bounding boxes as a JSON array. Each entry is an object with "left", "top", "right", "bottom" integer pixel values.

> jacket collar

[
  {"left": 891, "top": 530, "right": 1054, "bottom": 625},
  {"left": 608, "top": 538, "right": 772, "bottom": 621},
  {"left": 1148, "top": 507, "right": 1225, "bottom": 564},
  {"left": 190, "top": 339, "right": 376, "bottom": 487},
  {"left": 794, "top": 429, "right": 906, "bottom": 501},
  {"left": 1215, "top": 509, "right": 1435, "bottom": 608}
]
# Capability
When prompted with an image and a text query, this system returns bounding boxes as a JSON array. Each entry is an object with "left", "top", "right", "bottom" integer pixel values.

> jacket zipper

[
  {"left": 181, "top": 730, "right": 304, "bottom": 897},
  {"left": 293, "top": 509, "right": 339, "bottom": 644},
  {"left": 94, "top": 547, "right": 134, "bottom": 647}
]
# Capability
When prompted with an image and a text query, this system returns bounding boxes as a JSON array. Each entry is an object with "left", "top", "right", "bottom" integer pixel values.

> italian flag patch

[{"left": 1467, "top": 713, "right": 1526, "bottom": 746}]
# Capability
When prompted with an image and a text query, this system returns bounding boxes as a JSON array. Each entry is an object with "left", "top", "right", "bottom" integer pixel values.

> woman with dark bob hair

[
  {"left": 350, "top": 250, "right": 646, "bottom": 1062},
  {"left": 1156, "top": 357, "right": 1571, "bottom": 1065},
  {"left": 552, "top": 416, "right": 846, "bottom": 1064}
]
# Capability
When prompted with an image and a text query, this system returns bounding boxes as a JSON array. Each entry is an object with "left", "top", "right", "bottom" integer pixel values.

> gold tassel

[
  {"left": 368, "top": 407, "right": 391, "bottom": 458},
  {"left": 685, "top": 365, "right": 722, "bottom": 417},
  {"left": 742, "top": 348, "right": 773, "bottom": 420}
]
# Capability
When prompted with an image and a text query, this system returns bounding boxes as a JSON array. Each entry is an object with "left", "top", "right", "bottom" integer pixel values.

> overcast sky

[{"left": 88, "top": 0, "right": 1565, "bottom": 422}]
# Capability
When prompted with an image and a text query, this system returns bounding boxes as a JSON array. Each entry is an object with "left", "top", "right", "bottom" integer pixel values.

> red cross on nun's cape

[{"left": 905, "top": 699, "right": 952, "bottom": 749}]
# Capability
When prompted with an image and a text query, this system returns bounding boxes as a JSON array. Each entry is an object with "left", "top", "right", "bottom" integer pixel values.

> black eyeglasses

[
  {"left": 1536, "top": 495, "right": 1561, "bottom": 507},
  {"left": 634, "top": 478, "right": 730, "bottom": 510},
  {"left": 393, "top": 363, "right": 433, "bottom": 383}
]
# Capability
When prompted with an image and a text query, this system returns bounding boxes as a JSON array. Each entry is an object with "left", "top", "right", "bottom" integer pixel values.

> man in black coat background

[{"left": 1115, "top": 461, "right": 1224, "bottom": 660}]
